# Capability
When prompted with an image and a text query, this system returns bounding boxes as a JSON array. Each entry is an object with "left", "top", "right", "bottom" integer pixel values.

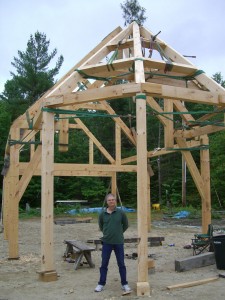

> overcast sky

[{"left": 0, "top": 0, "right": 225, "bottom": 93}]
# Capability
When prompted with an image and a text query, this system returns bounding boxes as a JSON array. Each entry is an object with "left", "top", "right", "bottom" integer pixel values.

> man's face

[{"left": 107, "top": 197, "right": 117, "bottom": 209}]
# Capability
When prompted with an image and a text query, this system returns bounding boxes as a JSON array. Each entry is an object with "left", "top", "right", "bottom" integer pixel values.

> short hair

[{"left": 105, "top": 193, "right": 116, "bottom": 201}]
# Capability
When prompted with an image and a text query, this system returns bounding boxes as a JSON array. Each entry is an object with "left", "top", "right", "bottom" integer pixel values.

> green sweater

[{"left": 98, "top": 208, "right": 129, "bottom": 244}]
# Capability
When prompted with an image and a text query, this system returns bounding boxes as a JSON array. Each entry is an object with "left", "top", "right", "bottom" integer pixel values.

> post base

[
  {"left": 136, "top": 281, "right": 150, "bottom": 296},
  {"left": 38, "top": 270, "right": 58, "bottom": 282}
]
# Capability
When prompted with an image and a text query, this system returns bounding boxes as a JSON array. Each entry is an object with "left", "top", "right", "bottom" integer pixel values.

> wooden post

[
  {"left": 58, "top": 118, "right": 69, "bottom": 152},
  {"left": 136, "top": 93, "right": 149, "bottom": 295},
  {"left": 6, "top": 128, "right": 20, "bottom": 259},
  {"left": 147, "top": 172, "right": 151, "bottom": 232},
  {"left": 200, "top": 135, "right": 211, "bottom": 233},
  {"left": 89, "top": 138, "right": 94, "bottom": 164},
  {"left": 111, "top": 173, "right": 117, "bottom": 197},
  {"left": 133, "top": 21, "right": 150, "bottom": 296},
  {"left": 40, "top": 110, "right": 57, "bottom": 281},
  {"left": 164, "top": 99, "right": 174, "bottom": 148}
]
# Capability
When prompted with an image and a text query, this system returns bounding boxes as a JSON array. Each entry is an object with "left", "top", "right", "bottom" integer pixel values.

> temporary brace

[
  {"left": 41, "top": 107, "right": 118, "bottom": 118},
  {"left": 166, "top": 144, "right": 209, "bottom": 151}
]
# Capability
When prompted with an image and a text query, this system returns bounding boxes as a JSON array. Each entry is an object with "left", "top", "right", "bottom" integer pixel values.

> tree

[
  {"left": 120, "top": 0, "right": 147, "bottom": 26},
  {"left": 212, "top": 72, "right": 225, "bottom": 88},
  {"left": 0, "top": 31, "right": 64, "bottom": 119}
]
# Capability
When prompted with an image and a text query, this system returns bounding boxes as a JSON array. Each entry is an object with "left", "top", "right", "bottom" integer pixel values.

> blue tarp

[
  {"left": 173, "top": 210, "right": 190, "bottom": 219},
  {"left": 67, "top": 206, "right": 136, "bottom": 215}
]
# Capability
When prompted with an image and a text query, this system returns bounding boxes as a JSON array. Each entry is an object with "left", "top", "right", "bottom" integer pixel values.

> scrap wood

[{"left": 167, "top": 276, "right": 219, "bottom": 290}]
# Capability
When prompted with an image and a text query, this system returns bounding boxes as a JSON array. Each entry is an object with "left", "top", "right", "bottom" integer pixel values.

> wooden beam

[
  {"left": 47, "top": 26, "right": 122, "bottom": 96},
  {"left": 45, "top": 83, "right": 142, "bottom": 107},
  {"left": 173, "top": 100, "right": 196, "bottom": 123},
  {"left": 15, "top": 145, "right": 42, "bottom": 203},
  {"left": 164, "top": 99, "right": 174, "bottom": 148},
  {"left": 58, "top": 119, "right": 69, "bottom": 152},
  {"left": 167, "top": 277, "right": 218, "bottom": 290},
  {"left": 89, "top": 139, "right": 94, "bottom": 165},
  {"left": 74, "top": 118, "right": 115, "bottom": 164},
  {"left": 19, "top": 162, "right": 137, "bottom": 175},
  {"left": 40, "top": 111, "right": 56, "bottom": 276},
  {"left": 121, "top": 140, "right": 202, "bottom": 164},
  {"left": 115, "top": 123, "right": 121, "bottom": 165},
  {"left": 200, "top": 135, "right": 211, "bottom": 233},
  {"left": 174, "top": 124, "right": 225, "bottom": 139},
  {"left": 142, "top": 82, "right": 225, "bottom": 106},
  {"left": 175, "top": 252, "right": 215, "bottom": 272},
  {"left": 176, "top": 138, "right": 205, "bottom": 199},
  {"left": 133, "top": 21, "right": 150, "bottom": 296},
  {"left": 6, "top": 128, "right": 20, "bottom": 259},
  {"left": 101, "top": 100, "right": 136, "bottom": 145}
]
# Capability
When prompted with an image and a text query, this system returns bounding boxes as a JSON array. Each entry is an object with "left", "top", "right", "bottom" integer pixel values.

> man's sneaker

[
  {"left": 95, "top": 284, "right": 104, "bottom": 292},
  {"left": 122, "top": 284, "right": 131, "bottom": 292}
]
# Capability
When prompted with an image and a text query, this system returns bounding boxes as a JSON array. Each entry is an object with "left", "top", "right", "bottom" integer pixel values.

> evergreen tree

[
  {"left": 212, "top": 72, "right": 225, "bottom": 88},
  {"left": 0, "top": 31, "right": 64, "bottom": 119},
  {"left": 120, "top": 0, "right": 147, "bottom": 26}
]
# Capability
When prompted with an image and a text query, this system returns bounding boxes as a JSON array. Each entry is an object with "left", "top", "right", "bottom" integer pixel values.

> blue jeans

[{"left": 98, "top": 243, "right": 128, "bottom": 286}]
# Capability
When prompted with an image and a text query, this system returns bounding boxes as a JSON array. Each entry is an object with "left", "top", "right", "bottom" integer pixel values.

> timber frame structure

[{"left": 2, "top": 22, "right": 225, "bottom": 295}]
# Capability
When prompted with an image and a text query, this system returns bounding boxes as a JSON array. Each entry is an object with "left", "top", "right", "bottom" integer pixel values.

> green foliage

[
  {"left": 120, "top": 0, "right": 147, "bottom": 26},
  {"left": 212, "top": 72, "right": 225, "bottom": 88},
  {"left": 0, "top": 101, "right": 11, "bottom": 157},
  {"left": 0, "top": 31, "right": 64, "bottom": 120}
]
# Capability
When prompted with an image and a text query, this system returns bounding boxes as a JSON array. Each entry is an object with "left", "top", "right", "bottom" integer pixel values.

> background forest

[{"left": 1, "top": 1, "right": 225, "bottom": 211}]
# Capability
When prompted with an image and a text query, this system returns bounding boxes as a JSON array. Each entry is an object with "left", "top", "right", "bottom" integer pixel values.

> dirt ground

[{"left": 0, "top": 215, "right": 225, "bottom": 300}]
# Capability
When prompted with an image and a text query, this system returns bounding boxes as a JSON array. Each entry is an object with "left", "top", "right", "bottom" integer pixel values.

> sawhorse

[{"left": 64, "top": 240, "right": 95, "bottom": 270}]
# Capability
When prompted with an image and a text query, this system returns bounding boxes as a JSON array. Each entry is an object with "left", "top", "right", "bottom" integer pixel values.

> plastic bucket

[{"left": 213, "top": 235, "right": 225, "bottom": 270}]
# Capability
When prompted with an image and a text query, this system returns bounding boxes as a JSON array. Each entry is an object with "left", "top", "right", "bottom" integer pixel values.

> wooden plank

[
  {"left": 167, "top": 277, "right": 218, "bottom": 290},
  {"left": 175, "top": 252, "right": 215, "bottom": 272}
]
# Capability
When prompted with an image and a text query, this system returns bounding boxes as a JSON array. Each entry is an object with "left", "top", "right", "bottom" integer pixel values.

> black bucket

[{"left": 213, "top": 235, "right": 225, "bottom": 270}]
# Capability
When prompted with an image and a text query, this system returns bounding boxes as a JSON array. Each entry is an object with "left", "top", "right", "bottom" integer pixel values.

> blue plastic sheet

[
  {"left": 173, "top": 210, "right": 190, "bottom": 219},
  {"left": 67, "top": 206, "right": 136, "bottom": 215}
]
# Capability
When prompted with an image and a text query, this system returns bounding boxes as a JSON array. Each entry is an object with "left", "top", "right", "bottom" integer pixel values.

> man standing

[{"left": 95, "top": 193, "right": 131, "bottom": 293}]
